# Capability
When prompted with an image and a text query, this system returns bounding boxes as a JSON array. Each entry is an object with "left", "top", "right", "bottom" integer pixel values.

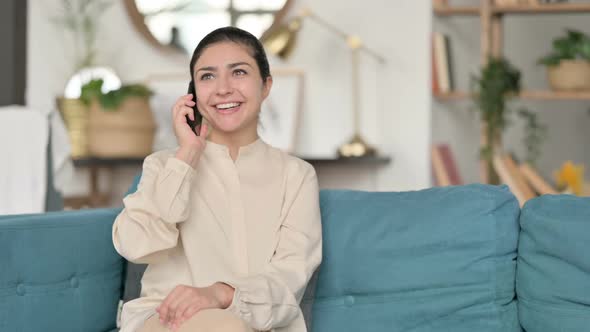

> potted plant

[
  {"left": 538, "top": 29, "right": 590, "bottom": 91},
  {"left": 81, "top": 79, "right": 156, "bottom": 158},
  {"left": 471, "top": 57, "right": 547, "bottom": 184}
]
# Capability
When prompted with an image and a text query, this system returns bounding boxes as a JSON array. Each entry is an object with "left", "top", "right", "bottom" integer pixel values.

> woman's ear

[{"left": 262, "top": 76, "right": 273, "bottom": 100}]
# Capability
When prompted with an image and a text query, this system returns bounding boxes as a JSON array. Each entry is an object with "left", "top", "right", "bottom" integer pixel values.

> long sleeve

[
  {"left": 112, "top": 152, "right": 195, "bottom": 264},
  {"left": 225, "top": 165, "right": 322, "bottom": 331}
]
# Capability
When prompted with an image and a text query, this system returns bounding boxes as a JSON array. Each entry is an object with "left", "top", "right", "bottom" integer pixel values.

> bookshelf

[
  {"left": 434, "top": 90, "right": 590, "bottom": 101},
  {"left": 432, "top": 0, "right": 590, "bottom": 183},
  {"left": 434, "top": 3, "right": 590, "bottom": 15}
]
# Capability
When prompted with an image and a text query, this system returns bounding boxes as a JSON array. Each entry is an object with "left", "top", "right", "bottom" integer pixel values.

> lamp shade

[{"left": 262, "top": 18, "right": 302, "bottom": 59}]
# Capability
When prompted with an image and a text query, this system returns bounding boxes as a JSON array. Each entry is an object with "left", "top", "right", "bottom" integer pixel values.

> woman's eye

[
  {"left": 234, "top": 69, "right": 247, "bottom": 76},
  {"left": 200, "top": 73, "right": 213, "bottom": 80}
]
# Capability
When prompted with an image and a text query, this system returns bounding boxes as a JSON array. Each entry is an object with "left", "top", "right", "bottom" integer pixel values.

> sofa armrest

[{"left": 0, "top": 208, "right": 125, "bottom": 332}]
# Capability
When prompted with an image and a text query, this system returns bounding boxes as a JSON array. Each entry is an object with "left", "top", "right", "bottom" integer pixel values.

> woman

[{"left": 112, "top": 27, "right": 322, "bottom": 332}]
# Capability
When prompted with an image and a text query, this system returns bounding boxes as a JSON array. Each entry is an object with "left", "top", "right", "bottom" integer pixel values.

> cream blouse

[{"left": 112, "top": 139, "right": 322, "bottom": 332}]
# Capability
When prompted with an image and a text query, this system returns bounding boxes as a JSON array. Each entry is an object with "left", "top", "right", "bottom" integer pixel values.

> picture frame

[
  {"left": 259, "top": 67, "right": 305, "bottom": 153},
  {"left": 143, "top": 73, "right": 191, "bottom": 151}
]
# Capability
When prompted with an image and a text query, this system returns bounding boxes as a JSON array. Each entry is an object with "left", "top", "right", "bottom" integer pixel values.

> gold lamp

[{"left": 262, "top": 8, "right": 386, "bottom": 158}]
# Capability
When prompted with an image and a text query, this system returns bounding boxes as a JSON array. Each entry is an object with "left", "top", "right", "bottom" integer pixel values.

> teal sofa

[{"left": 1, "top": 184, "right": 589, "bottom": 332}]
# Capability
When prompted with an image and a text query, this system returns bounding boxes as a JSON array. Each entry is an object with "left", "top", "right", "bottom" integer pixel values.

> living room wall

[{"left": 27, "top": 0, "right": 432, "bottom": 203}]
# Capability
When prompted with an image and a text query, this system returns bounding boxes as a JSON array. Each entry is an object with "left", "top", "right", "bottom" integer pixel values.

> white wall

[
  {"left": 432, "top": 2, "right": 590, "bottom": 184},
  {"left": 27, "top": 0, "right": 432, "bottom": 203}
]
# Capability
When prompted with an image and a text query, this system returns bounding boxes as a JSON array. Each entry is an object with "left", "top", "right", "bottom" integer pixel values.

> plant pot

[
  {"left": 547, "top": 60, "right": 590, "bottom": 91},
  {"left": 57, "top": 97, "right": 90, "bottom": 158},
  {"left": 88, "top": 97, "right": 156, "bottom": 158}
]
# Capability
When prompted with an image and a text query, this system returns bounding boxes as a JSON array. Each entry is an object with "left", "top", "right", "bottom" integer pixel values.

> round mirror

[{"left": 123, "top": 0, "right": 292, "bottom": 56}]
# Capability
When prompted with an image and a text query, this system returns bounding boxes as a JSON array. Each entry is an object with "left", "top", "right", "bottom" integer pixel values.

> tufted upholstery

[
  {"left": 312, "top": 185, "right": 521, "bottom": 331},
  {"left": 0, "top": 208, "right": 124, "bottom": 332}
]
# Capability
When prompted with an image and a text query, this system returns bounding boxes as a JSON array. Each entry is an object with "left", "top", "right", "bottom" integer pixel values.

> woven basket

[
  {"left": 547, "top": 60, "right": 590, "bottom": 91},
  {"left": 57, "top": 97, "right": 90, "bottom": 158},
  {"left": 88, "top": 97, "right": 156, "bottom": 158}
]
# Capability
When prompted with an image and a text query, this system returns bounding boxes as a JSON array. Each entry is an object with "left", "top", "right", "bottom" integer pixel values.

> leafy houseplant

[
  {"left": 471, "top": 57, "right": 547, "bottom": 184},
  {"left": 80, "top": 79, "right": 153, "bottom": 110},
  {"left": 80, "top": 79, "right": 156, "bottom": 158},
  {"left": 538, "top": 29, "right": 590, "bottom": 91}
]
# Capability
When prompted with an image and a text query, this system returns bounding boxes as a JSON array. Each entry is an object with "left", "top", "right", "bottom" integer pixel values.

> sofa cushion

[
  {"left": 516, "top": 194, "right": 590, "bottom": 331},
  {"left": 0, "top": 208, "right": 124, "bottom": 332},
  {"left": 312, "top": 184, "right": 521, "bottom": 332}
]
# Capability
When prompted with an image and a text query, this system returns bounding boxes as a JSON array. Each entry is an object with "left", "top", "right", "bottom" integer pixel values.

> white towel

[
  {"left": 48, "top": 109, "right": 74, "bottom": 193},
  {"left": 0, "top": 107, "right": 48, "bottom": 215}
]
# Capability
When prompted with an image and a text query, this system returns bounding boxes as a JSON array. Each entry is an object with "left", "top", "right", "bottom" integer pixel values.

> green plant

[
  {"left": 538, "top": 29, "right": 590, "bottom": 66},
  {"left": 51, "top": 0, "right": 113, "bottom": 72},
  {"left": 470, "top": 57, "right": 547, "bottom": 183},
  {"left": 80, "top": 79, "right": 153, "bottom": 111}
]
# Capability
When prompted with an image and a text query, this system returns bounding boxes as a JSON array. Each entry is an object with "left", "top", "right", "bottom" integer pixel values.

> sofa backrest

[
  {"left": 517, "top": 194, "right": 590, "bottom": 331},
  {"left": 0, "top": 208, "right": 124, "bottom": 332},
  {"left": 312, "top": 184, "right": 521, "bottom": 332}
]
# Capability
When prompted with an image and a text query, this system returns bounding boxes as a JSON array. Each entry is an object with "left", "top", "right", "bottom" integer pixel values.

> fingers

[
  {"left": 175, "top": 106, "right": 194, "bottom": 124},
  {"left": 172, "top": 94, "right": 196, "bottom": 117},
  {"left": 172, "top": 304, "right": 201, "bottom": 330},
  {"left": 167, "top": 290, "right": 192, "bottom": 324},
  {"left": 172, "top": 297, "right": 195, "bottom": 329},
  {"left": 157, "top": 286, "right": 183, "bottom": 325}
]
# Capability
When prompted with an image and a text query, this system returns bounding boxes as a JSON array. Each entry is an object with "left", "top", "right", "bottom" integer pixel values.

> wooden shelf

[
  {"left": 519, "top": 90, "right": 590, "bottom": 100},
  {"left": 73, "top": 155, "right": 392, "bottom": 167},
  {"left": 494, "top": 3, "right": 590, "bottom": 14},
  {"left": 73, "top": 157, "right": 144, "bottom": 168},
  {"left": 301, "top": 155, "right": 392, "bottom": 166},
  {"left": 434, "top": 3, "right": 590, "bottom": 16},
  {"left": 434, "top": 5, "right": 479, "bottom": 16},
  {"left": 433, "top": 91, "right": 470, "bottom": 101},
  {"left": 434, "top": 90, "right": 590, "bottom": 101}
]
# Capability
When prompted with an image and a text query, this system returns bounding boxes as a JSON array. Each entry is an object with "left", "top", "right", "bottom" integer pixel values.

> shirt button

[
  {"left": 16, "top": 283, "right": 25, "bottom": 296},
  {"left": 344, "top": 295, "right": 355, "bottom": 306}
]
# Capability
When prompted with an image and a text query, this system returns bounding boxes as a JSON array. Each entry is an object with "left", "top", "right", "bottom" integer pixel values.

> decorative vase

[
  {"left": 57, "top": 97, "right": 90, "bottom": 158},
  {"left": 88, "top": 96, "right": 156, "bottom": 158},
  {"left": 547, "top": 60, "right": 590, "bottom": 91}
]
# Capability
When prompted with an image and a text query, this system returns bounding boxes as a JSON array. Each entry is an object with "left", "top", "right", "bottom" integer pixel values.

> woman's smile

[{"left": 214, "top": 101, "right": 242, "bottom": 114}]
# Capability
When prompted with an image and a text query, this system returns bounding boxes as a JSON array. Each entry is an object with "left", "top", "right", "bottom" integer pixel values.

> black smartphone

[{"left": 186, "top": 81, "right": 203, "bottom": 135}]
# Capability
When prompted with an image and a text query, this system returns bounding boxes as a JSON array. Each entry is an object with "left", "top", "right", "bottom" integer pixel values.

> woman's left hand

[{"left": 156, "top": 283, "right": 234, "bottom": 330}]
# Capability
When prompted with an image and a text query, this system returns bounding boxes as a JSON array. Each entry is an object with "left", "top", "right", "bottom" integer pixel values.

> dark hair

[{"left": 189, "top": 27, "right": 271, "bottom": 83}]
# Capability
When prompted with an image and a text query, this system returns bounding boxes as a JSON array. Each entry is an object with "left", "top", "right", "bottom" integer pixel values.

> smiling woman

[{"left": 123, "top": 0, "right": 292, "bottom": 57}]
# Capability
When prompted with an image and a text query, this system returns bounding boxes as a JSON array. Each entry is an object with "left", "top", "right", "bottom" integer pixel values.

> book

[
  {"left": 444, "top": 33, "right": 455, "bottom": 92},
  {"left": 433, "top": 32, "right": 452, "bottom": 94},
  {"left": 431, "top": 35, "right": 440, "bottom": 95},
  {"left": 431, "top": 144, "right": 462, "bottom": 186},
  {"left": 432, "top": 145, "right": 450, "bottom": 186},
  {"left": 519, "top": 163, "right": 558, "bottom": 195},
  {"left": 493, "top": 154, "right": 536, "bottom": 206}
]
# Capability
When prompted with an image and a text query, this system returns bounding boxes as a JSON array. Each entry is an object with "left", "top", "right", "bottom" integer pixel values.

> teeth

[{"left": 216, "top": 102, "right": 240, "bottom": 109}]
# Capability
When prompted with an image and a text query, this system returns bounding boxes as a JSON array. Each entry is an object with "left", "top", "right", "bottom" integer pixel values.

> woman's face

[{"left": 193, "top": 41, "right": 272, "bottom": 140}]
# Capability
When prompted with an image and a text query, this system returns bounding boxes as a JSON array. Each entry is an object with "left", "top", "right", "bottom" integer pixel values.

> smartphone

[{"left": 186, "top": 81, "right": 203, "bottom": 135}]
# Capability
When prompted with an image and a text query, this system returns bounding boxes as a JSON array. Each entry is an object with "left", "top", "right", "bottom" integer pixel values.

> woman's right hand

[{"left": 172, "top": 94, "right": 208, "bottom": 168}]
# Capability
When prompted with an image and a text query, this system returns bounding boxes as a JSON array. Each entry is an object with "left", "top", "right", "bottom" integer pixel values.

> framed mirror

[{"left": 123, "top": 0, "right": 293, "bottom": 56}]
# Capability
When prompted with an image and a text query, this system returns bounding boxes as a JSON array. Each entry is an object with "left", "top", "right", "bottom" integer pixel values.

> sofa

[{"left": 1, "top": 183, "right": 588, "bottom": 332}]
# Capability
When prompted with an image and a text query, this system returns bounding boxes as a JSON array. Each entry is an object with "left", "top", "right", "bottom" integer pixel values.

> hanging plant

[{"left": 470, "top": 57, "right": 547, "bottom": 183}]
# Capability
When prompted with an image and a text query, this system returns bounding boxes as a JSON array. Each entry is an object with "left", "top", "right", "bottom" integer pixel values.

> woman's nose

[{"left": 215, "top": 75, "right": 232, "bottom": 96}]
